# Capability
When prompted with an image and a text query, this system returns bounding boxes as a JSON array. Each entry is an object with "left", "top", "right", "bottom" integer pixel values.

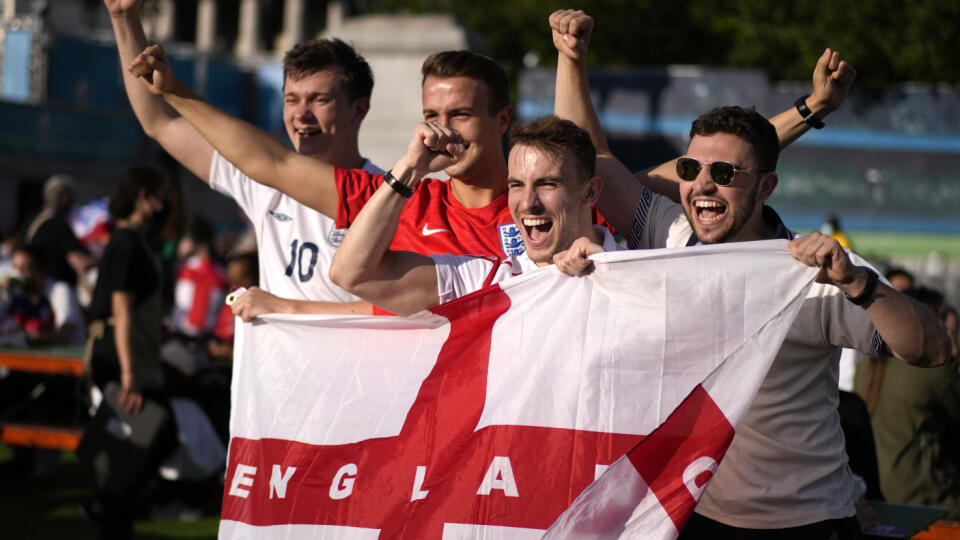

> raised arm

[
  {"left": 771, "top": 48, "right": 856, "bottom": 148},
  {"left": 329, "top": 123, "right": 465, "bottom": 316},
  {"left": 551, "top": 9, "right": 672, "bottom": 232},
  {"left": 105, "top": 0, "right": 213, "bottom": 182},
  {"left": 129, "top": 44, "right": 340, "bottom": 218},
  {"left": 630, "top": 50, "right": 855, "bottom": 198},
  {"left": 552, "top": 9, "right": 857, "bottom": 228},
  {"left": 789, "top": 233, "right": 951, "bottom": 367}
]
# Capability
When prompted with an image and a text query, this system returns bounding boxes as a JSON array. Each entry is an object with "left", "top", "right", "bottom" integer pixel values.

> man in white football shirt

[{"left": 104, "top": 0, "right": 381, "bottom": 318}]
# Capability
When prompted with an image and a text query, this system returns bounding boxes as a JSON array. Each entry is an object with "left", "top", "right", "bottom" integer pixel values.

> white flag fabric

[{"left": 219, "top": 240, "right": 818, "bottom": 539}]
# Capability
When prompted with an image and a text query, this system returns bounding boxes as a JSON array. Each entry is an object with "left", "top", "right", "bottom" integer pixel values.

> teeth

[
  {"left": 694, "top": 199, "right": 725, "bottom": 224},
  {"left": 522, "top": 218, "right": 551, "bottom": 226},
  {"left": 297, "top": 128, "right": 319, "bottom": 135},
  {"left": 695, "top": 200, "right": 723, "bottom": 208}
]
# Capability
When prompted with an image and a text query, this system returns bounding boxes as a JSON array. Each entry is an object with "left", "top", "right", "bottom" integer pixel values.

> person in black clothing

[
  {"left": 83, "top": 166, "right": 176, "bottom": 540},
  {"left": 25, "top": 174, "right": 95, "bottom": 285}
]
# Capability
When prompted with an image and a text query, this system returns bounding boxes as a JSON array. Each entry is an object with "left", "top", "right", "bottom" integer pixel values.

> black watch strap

[
  {"left": 795, "top": 95, "right": 825, "bottom": 129},
  {"left": 383, "top": 170, "right": 414, "bottom": 198},
  {"left": 845, "top": 268, "right": 879, "bottom": 306}
]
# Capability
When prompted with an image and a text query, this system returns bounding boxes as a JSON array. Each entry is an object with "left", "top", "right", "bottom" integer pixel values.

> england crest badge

[
  {"left": 327, "top": 226, "right": 348, "bottom": 247},
  {"left": 499, "top": 223, "right": 525, "bottom": 257}
]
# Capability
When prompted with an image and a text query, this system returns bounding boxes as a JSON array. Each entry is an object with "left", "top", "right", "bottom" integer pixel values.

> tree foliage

[{"left": 368, "top": 0, "right": 960, "bottom": 93}]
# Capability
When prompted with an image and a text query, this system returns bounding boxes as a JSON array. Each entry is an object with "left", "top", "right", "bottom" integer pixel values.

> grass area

[
  {"left": 0, "top": 444, "right": 220, "bottom": 539},
  {"left": 793, "top": 230, "right": 960, "bottom": 262},
  {"left": 848, "top": 231, "right": 960, "bottom": 262}
]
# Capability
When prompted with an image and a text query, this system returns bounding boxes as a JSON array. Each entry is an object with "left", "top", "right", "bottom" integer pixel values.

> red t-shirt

[
  {"left": 336, "top": 168, "right": 525, "bottom": 259},
  {"left": 172, "top": 255, "right": 228, "bottom": 336},
  {"left": 213, "top": 302, "right": 235, "bottom": 343}
]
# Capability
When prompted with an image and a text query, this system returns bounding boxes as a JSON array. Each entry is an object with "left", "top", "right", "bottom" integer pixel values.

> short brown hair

[
  {"left": 283, "top": 38, "right": 373, "bottom": 102},
  {"left": 690, "top": 106, "right": 779, "bottom": 172},
  {"left": 421, "top": 50, "right": 510, "bottom": 115},
  {"left": 508, "top": 116, "right": 595, "bottom": 180}
]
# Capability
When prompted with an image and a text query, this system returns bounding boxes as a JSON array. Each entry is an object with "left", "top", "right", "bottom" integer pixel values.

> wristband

[
  {"left": 845, "top": 268, "right": 879, "bottom": 306},
  {"left": 794, "top": 95, "right": 825, "bottom": 129},
  {"left": 383, "top": 170, "right": 414, "bottom": 198}
]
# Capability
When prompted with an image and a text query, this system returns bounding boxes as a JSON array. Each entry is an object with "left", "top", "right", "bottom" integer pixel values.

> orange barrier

[
  {"left": 914, "top": 521, "right": 960, "bottom": 539},
  {"left": 0, "top": 347, "right": 84, "bottom": 376},
  {"left": 0, "top": 347, "right": 86, "bottom": 451},
  {"left": 0, "top": 423, "right": 82, "bottom": 451}
]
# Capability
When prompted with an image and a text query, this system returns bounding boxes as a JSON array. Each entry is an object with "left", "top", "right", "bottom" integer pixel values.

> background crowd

[{"left": 0, "top": 169, "right": 257, "bottom": 526}]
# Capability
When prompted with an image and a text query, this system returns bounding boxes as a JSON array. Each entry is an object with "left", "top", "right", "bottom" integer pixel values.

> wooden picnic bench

[{"left": 0, "top": 347, "right": 85, "bottom": 451}]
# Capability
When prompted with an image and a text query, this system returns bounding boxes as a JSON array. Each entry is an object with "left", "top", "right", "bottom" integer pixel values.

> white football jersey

[{"left": 210, "top": 151, "right": 384, "bottom": 302}]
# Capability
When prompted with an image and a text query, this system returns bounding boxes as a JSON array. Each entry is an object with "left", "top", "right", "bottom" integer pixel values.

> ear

[
  {"left": 496, "top": 105, "right": 513, "bottom": 136},
  {"left": 351, "top": 97, "right": 371, "bottom": 127},
  {"left": 581, "top": 175, "right": 603, "bottom": 206},
  {"left": 757, "top": 172, "right": 778, "bottom": 202}
]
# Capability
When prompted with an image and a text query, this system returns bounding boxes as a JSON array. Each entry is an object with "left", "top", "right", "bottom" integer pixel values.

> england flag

[{"left": 219, "top": 240, "right": 817, "bottom": 539}]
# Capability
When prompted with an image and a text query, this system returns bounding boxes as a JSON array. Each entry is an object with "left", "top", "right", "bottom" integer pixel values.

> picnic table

[{"left": 0, "top": 346, "right": 85, "bottom": 451}]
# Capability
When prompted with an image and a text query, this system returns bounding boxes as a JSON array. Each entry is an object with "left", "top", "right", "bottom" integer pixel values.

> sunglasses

[{"left": 675, "top": 157, "right": 766, "bottom": 186}]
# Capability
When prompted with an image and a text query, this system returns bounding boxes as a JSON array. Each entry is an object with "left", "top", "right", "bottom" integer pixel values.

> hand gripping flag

[{"left": 220, "top": 240, "right": 818, "bottom": 539}]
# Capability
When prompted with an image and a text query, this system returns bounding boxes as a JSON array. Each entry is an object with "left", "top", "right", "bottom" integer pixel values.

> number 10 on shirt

[{"left": 284, "top": 239, "right": 319, "bottom": 282}]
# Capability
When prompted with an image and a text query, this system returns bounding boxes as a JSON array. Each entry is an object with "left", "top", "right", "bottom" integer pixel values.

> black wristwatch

[
  {"left": 383, "top": 170, "right": 415, "bottom": 198},
  {"left": 794, "top": 95, "right": 825, "bottom": 129},
  {"left": 845, "top": 268, "right": 879, "bottom": 306}
]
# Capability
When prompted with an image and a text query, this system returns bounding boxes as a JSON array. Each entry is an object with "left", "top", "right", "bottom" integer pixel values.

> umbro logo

[
  {"left": 268, "top": 210, "right": 293, "bottom": 222},
  {"left": 421, "top": 224, "right": 450, "bottom": 236}
]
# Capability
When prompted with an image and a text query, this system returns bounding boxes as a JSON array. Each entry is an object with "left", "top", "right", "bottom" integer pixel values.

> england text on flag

[{"left": 220, "top": 240, "right": 818, "bottom": 539}]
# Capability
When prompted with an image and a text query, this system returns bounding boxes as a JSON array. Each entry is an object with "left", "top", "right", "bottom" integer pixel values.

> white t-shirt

[
  {"left": 44, "top": 278, "right": 85, "bottom": 346},
  {"left": 431, "top": 226, "right": 620, "bottom": 303},
  {"left": 630, "top": 187, "right": 885, "bottom": 528},
  {"left": 209, "top": 151, "right": 384, "bottom": 302}
]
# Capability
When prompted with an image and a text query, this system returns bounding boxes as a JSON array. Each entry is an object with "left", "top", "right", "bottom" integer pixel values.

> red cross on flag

[{"left": 220, "top": 241, "right": 817, "bottom": 539}]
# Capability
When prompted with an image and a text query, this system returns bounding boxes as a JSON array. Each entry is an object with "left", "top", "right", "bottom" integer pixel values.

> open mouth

[
  {"left": 296, "top": 127, "right": 321, "bottom": 139},
  {"left": 694, "top": 200, "right": 727, "bottom": 224},
  {"left": 522, "top": 217, "right": 553, "bottom": 244}
]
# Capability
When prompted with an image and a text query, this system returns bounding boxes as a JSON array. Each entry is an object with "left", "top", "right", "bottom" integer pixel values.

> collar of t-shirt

[{"left": 685, "top": 205, "right": 794, "bottom": 247}]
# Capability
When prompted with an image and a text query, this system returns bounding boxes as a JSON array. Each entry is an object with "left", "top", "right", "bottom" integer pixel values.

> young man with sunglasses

[{"left": 551, "top": 9, "right": 951, "bottom": 539}]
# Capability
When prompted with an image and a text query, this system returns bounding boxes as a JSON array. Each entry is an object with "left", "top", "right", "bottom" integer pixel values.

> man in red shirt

[{"left": 334, "top": 52, "right": 526, "bottom": 260}]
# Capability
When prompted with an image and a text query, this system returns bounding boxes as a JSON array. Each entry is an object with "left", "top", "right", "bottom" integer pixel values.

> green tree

[{"left": 369, "top": 0, "right": 960, "bottom": 93}]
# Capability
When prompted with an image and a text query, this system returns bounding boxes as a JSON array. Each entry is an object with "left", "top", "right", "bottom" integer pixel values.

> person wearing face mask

[{"left": 83, "top": 166, "right": 178, "bottom": 540}]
